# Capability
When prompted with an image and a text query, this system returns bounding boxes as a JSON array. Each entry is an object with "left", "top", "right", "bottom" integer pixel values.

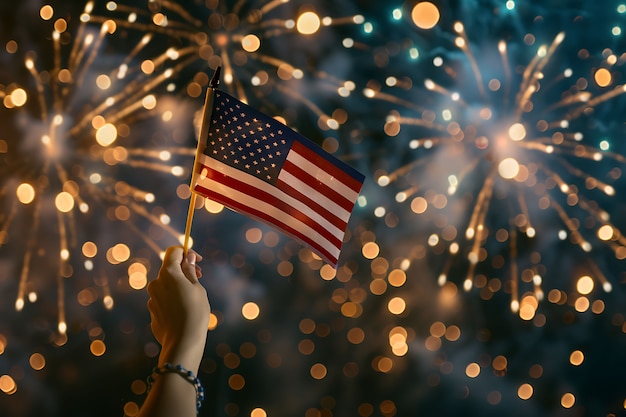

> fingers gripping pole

[{"left": 182, "top": 67, "right": 221, "bottom": 256}]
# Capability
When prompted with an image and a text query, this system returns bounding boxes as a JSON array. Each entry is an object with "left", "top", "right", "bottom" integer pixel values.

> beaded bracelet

[{"left": 146, "top": 363, "right": 205, "bottom": 413}]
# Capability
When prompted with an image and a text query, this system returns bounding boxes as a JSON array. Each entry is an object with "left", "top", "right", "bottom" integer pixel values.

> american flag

[{"left": 191, "top": 90, "right": 365, "bottom": 267}]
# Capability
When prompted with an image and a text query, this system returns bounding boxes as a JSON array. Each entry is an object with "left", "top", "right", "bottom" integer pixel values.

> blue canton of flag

[{"left": 206, "top": 93, "right": 289, "bottom": 184}]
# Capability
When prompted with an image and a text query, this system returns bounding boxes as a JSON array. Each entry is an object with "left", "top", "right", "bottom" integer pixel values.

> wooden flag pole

[{"left": 182, "top": 67, "right": 221, "bottom": 256}]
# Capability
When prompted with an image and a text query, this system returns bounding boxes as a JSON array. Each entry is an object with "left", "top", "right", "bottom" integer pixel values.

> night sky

[{"left": 1, "top": 1, "right": 626, "bottom": 417}]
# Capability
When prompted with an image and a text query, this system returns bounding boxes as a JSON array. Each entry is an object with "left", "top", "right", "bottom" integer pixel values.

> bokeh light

[{"left": 411, "top": 2, "right": 440, "bottom": 30}]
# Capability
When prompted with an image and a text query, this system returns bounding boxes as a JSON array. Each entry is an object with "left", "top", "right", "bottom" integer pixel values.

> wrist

[
  {"left": 158, "top": 338, "right": 206, "bottom": 373},
  {"left": 146, "top": 363, "right": 205, "bottom": 414}
]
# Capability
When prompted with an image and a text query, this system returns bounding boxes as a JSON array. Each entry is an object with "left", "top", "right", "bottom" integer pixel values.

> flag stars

[{"left": 207, "top": 92, "right": 295, "bottom": 185}]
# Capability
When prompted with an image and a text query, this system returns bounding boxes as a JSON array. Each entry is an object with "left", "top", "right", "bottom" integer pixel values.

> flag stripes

[{"left": 195, "top": 155, "right": 344, "bottom": 265}]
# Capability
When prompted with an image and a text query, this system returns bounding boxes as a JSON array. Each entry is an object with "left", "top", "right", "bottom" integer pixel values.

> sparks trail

[
  {"left": 366, "top": 21, "right": 626, "bottom": 319},
  {"left": 0, "top": 2, "right": 195, "bottom": 338},
  {"left": 90, "top": 0, "right": 368, "bottom": 132}
]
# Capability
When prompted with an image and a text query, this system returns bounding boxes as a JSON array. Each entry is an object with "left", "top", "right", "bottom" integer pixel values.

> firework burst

[
  {"left": 0, "top": 2, "right": 196, "bottom": 338},
  {"left": 365, "top": 4, "right": 626, "bottom": 320},
  {"left": 90, "top": 0, "right": 370, "bottom": 135}
]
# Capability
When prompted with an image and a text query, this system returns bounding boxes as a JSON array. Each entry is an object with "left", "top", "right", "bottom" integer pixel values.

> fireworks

[
  {"left": 92, "top": 0, "right": 369, "bottom": 134},
  {"left": 0, "top": 2, "right": 195, "bottom": 337},
  {"left": 365, "top": 2, "right": 626, "bottom": 319}
]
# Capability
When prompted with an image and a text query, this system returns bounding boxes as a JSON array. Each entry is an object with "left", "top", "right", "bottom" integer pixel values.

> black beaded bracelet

[{"left": 146, "top": 362, "right": 205, "bottom": 413}]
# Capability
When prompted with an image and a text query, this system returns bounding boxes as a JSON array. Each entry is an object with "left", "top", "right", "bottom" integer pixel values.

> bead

[{"left": 146, "top": 362, "right": 204, "bottom": 414}]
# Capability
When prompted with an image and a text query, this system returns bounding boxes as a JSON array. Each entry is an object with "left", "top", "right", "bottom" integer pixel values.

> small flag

[{"left": 191, "top": 90, "right": 365, "bottom": 267}]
